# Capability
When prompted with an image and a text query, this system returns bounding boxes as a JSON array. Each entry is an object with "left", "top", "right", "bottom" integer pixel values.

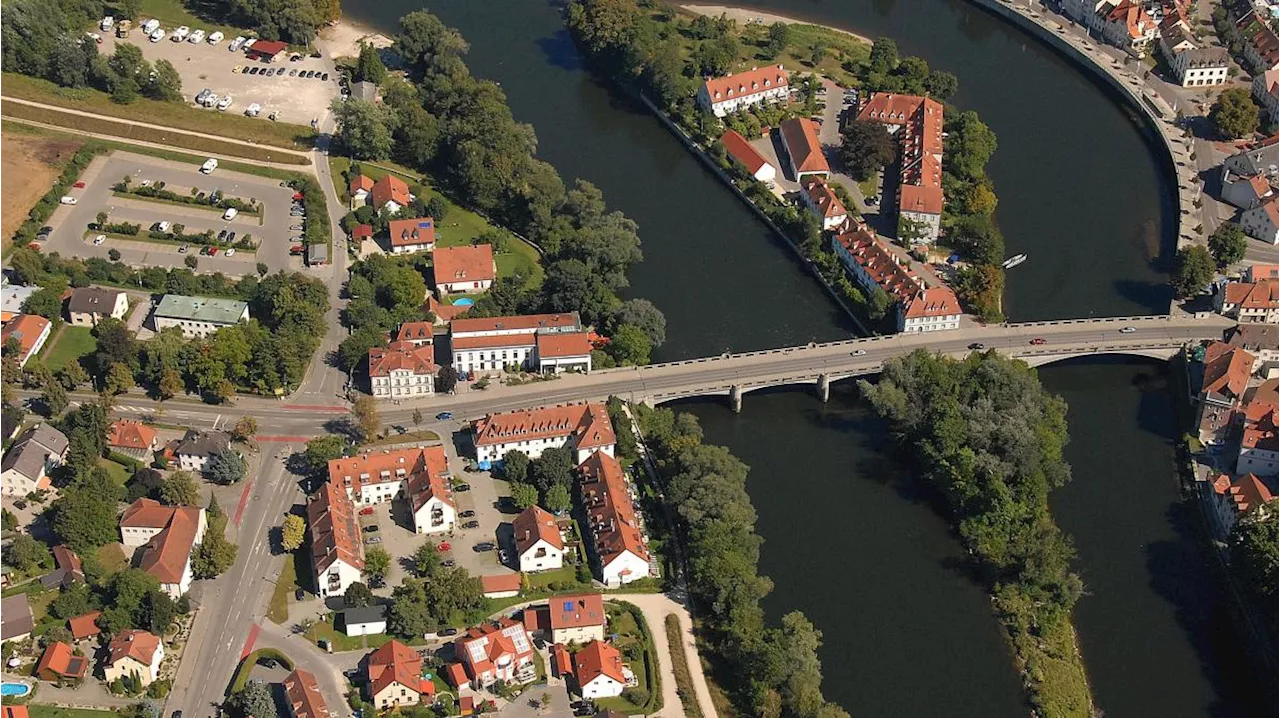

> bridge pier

[
  {"left": 730, "top": 385, "right": 743, "bottom": 413},
  {"left": 817, "top": 373, "right": 831, "bottom": 403}
]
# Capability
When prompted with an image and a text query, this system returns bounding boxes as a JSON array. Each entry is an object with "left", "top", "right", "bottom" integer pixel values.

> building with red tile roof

[
  {"left": 425, "top": 296, "right": 471, "bottom": 325},
  {"left": 832, "top": 225, "right": 962, "bottom": 333},
  {"left": 1196, "top": 342, "right": 1257, "bottom": 449},
  {"left": 1237, "top": 379, "right": 1279, "bottom": 478},
  {"left": 697, "top": 65, "right": 790, "bottom": 117},
  {"left": 104, "top": 630, "right": 164, "bottom": 686},
  {"left": 472, "top": 403, "right": 616, "bottom": 465},
  {"left": 67, "top": 611, "right": 102, "bottom": 641},
  {"left": 0, "top": 314, "right": 51, "bottom": 368},
  {"left": 396, "top": 321, "right": 435, "bottom": 347},
  {"left": 1208, "top": 473, "right": 1275, "bottom": 537},
  {"left": 800, "top": 176, "right": 848, "bottom": 231},
  {"left": 433, "top": 244, "right": 496, "bottom": 295},
  {"left": 1241, "top": 197, "right": 1279, "bottom": 245},
  {"left": 2, "top": 706, "right": 30, "bottom": 718},
  {"left": 284, "top": 668, "right": 332, "bottom": 718},
  {"left": 479, "top": 573, "right": 522, "bottom": 599},
  {"left": 107, "top": 420, "right": 158, "bottom": 461},
  {"left": 512, "top": 505, "right": 564, "bottom": 573},
  {"left": 449, "top": 313, "right": 589, "bottom": 377},
  {"left": 387, "top": 217, "right": 436, "bottom": 255},
  {"left": 366, "top": 640, "right": 434, "bottom": 710},
  {"left": 35, "top": 641, "right": 88, "bottom": 683},
  {"left": 368, "top": 341, "right": 437, "bottom": 400},
  {"left": 719, "top": 129, "right": 776, "bottom": 184},
  {"left": 779, "top": 117, "right": 828, "bottom": 180},
  {"left": 578, "top": 453, "right": 652, "bottom": 587},
  {"left": 857, "top": 93, "right": 945, "bottom": 243},
  {"left": 444, "top": 662, "right": 469, "bottom": 688},
  {"left": 246, "top": 39, "right": 287, "bottom": 61},
  {"left": 350, "top": 175, "right": 375, "bottom": 202},
  {"left": 547, "top": 593, "right": 606, "bottom": 644},
  {"left": 1098, "top": 0, "right": 1158, "bottom": 55},
  {"left": 351, "top": 223, "right": 374, "bottom": 241},
  {"left": 325, "top": 446, "right": 455, "bottom": 534},
  {"left": 573, "top": 640, "right": 626, "bottom": 699},
  {"left": 41, "top": 545, "right": 85, "bottom": 589},
  {"left": 550, "top": 643, "right": 573, "bottom": 678},
  {"left": 307, "top": 480, "right": 365, "bottom": 599},
  {"left": 119, "top": 499, "right": 207, "bottom": 598},
  {"left": 370, "top": 175, "right": 412, "bottom": 212},
  {"left": 453, "top": 618, "right": 537, "bottom": 689}
]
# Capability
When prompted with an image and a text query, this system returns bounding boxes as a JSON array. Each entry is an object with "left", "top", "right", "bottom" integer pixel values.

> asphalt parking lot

[
  {"left": 99, "top": 28, "right": 338, "bottom": 125},
  {"left": 42, "top": 150, "right": 304, "bottom": 276}
]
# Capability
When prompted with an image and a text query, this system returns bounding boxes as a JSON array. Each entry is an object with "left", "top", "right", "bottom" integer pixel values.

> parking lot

[
  {"left": 41, "top": 151, "right": 307, "bottom": 277},
  {"left": 98, "top": 27, "right": 339, "bottom": 125}
]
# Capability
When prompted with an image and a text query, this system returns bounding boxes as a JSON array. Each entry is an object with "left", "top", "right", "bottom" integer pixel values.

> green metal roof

[{"left": 154, "top": 294, "right": 249, "bottom": 324}]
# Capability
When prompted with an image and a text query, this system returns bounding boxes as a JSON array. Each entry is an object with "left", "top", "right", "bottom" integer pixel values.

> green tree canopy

[
  {"left": 1207, "top": 222, "right": 1247, "bottom": 268},
  {"left": 1172, "top": 245, "right": 1215, "bottom": 299},
  {"left": 1209, "top": 87, "right": 1259, "bottom": 139},
  {"left": 837, "top": 119, "right": 895, "bottom": 182}
]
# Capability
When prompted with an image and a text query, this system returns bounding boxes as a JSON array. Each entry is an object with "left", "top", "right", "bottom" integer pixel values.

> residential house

[
  {"left": 307, "top": 480, "right": 365, "bottom": 599},
  {"left": 471, "top": 402, "right": 616, "bottom": 464},
  {"left": 449, "top": 313, "right": 590, "bottom": 378},
  {"left": 833, "top": 226, "right": 963, "bottom": 333},
  {"left": 1223, "top": 135, "right": 1278, "bottom": 177},
  {"left": 395, "top": 321, "right": 435, "bottom": 347},
  {"left": 119, "top": 499, "right": 208, "bottom": 598},
  {"left": 35, "top": 642, "right": 88, "bottom": 684},
  {"left": 366, "top": 640, "right": 435, "bottom": 710},
  {"left": 1253, "top": 68, "right": 1279, "bottom": 126},
  {"left": 151, "top": 295, "right": 249, "bottom": 338},
  {"left": 66, "top": 287, "right": 128, "bottom": 326},
  {"left": 351, "top": 224, "right": 374, "bottom": 244},
  {"left": 578, "top": 452, "right": 652, "bottom": 587},
  {"left": 1215, "top": 279, "right": 1278, "bottom": 323},
  {"left": 107, "top": 420, "right": 158, "bottom": 461},
  {"left": 452, "top": 618, "right": 537, "bottom": 689},
  {"left": 174, "top": 430, "right": 232, "bottom": 473},
  {"left": 406, "top": 457, "right": 456, "bottom": 535},
  {"left": 368, "top": 341, "right": 437, "bottom": 400},
  {"left": 1208, "top": 472, "right": 1274, "bottom": 537},
  {"left": 284, "top": 668, "right": 333, "bottom": 718},
  {"left": 1, "top": 423, "right": 69, "bottom": 497},
  {"left": 1, "top": 314, "right": 51, "bottom": 367},
  {"left": 1, "top": 594, "right": 34, "bottom": 643},
  {"left": 341, "top": 605, "right": 387, "bottom": 637},
  {"left": 546, "top": 593, "right": 607, "bottom": 645},
  {"left": 779, "top": 117, "right": 829, "bottom": 181},
  {"left": 1167, "top": 44, "right": 1230, "bottom": 87},
  {"left": 1237, "top": 379, "right": 1279, "bottom": 477},
  {"left": 370, "top": 175, "right": 413, "bottom": 214},
  {"left": 387, "top": 217, "right": 436, "bottom": 255},
  {"left": 696, "top": 65, "right": 790, "bottom": 117},
  {"left": 1222, "top": 173, "right": 1274, "bottom": 209},
  {"left": 1240, "top": 198, "right": 1279, "bottom": 243},
  {"left": 67, "top": 611, "right": 102, "bottom": 641},
  {"left": 350, "top": 175, "right": 375, "bottom": 205},
  {"left": 1196, "top": 342, "right": 1256, "bottom": 451},
  {"left": 1239, "top": 10, "right": 1279, "bottom": 71},
  {"left": 801, "top": 176, "right": 849, "bottom": 231},
  {"left": 433, "top": 244, "right": 495, "bottom": 295},
  {"left": 103, "top": 630, "right": 164, "bottom": 686},
  {"left": 479, "top": 573, "right": 522, "bottom": 599},
  {"left": 40, "top": 545, "right": 85, "bottom": 589},
  {"left": 325, "top": 446, "right": 456, "bottom": 534},
  {"left": 1098, "top": 0, "right": 1159, "bottom": 55},
  {"left": 512, "top": 505, "right": 564, "bottom": 573},
  {"left": 1225, "top": 323, "right": 1279, "bottom": 376},
  {"left": 857, "top": 93, "right": 945, "bottom": 243},
  {"left": 573, "top": 640, "right": 626, "bottom": 699},
  {"left": 720, "top": 129, "right": 777, "bottom": 184},
  {"left": 0, "top": 283, "right": 39, "bottom": 323}
]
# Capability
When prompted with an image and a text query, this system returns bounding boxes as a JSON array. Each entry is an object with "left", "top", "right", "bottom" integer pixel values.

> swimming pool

[{"left": 0, "top": 681, "right": 31, "bottom": 697}]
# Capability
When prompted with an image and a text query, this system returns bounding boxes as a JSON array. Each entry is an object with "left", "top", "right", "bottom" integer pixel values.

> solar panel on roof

[
  {"left": 419, "top": 221, "right": 433, "bottom": 229},
  {"left": 562, "top": 600, "right": 574, "bottom": 611}
]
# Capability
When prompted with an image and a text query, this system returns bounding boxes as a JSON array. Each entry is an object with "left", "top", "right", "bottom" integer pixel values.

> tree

[
  {"left": 108, "top": 249, "right": 122, "bottom": 262},
  {"left": 331, "top": 97, "right": 394, "bottom": 161},
  {"left": 503, "top": 450, "right": 530, "bottom": 484},
  {"left": 191, "top": 520, "right": 236, "bottom": 578},
  {"left": 105, "top": 362, "right": 135, "bottom": 395},
  {"left": 924, "top": 70, "right": 958, "bottom": 100},
  {"left": 256, "top": 262, "right": 269, "bottom": 277},
  {"left": 867, "top": 286, "right": 894, "bottom": 321},
  {"left": 511, "top": 482, "right": 539, "bottom": 510},
  {"left": 229, "top": 680, "right": 276, "bottom": 718},
  {"left": 344, "top": 581, "right": 374, "bottom": 608},
  {"left": 1209, "top": 87, "right": 1259, "bottom": 139},
  {"left": 206, "top": 450, "right": 247, "bottom": 485},
  {"left": 1207, "top": 222, "right": 1247, "bottom": 268},
  {"left": 436, "top": 365, "right": 459, "bottom": 394},
  {"left": 20, "top": 287, "right": 63, "bottom": 320},
  {"left": 765, "top": 22, "right": 790, "bottom": 58},
  {"left": 52, "top": 470, "right": 122, "bottom": 551},
  {"left": 411, "top": 408, "right": 423, "bottom": 433},
  {"left": 41, "top": 381, "right": 69, "bottom": 416},
  {"left": 413, "top": 541, "right": 441, "bottom": 577},
  {"left": 606, "top": 324, "right": 651, "bottom": 366},
  {"left": 388, "top": 578, "right": 431, "bottom": 637},
  {"left": 145, "top": 59, "right": 182, "bottom": 101},
  {"left": 868, "top": 36, "right": 898, "bottom": 74},
  {"left": 364, "top": 546, "right": 391, "bottom": 586},
  {"left": 304, "top": 435, "right": 346, "bottom": 473},
  {"left": 231, "top": 416, "right": 258, "bottom": 442},
  {"left": 281, "top": 515, "right": 306, "bottom": 551},
  {"left": 613, "top": 298, "right": 666, "bottom": 348},
  {"left": 352, "top": 396, "right": 380, "bottom": 441},
  {"left": 1172, "top": 245, "right": 1215, "bottom": 298},
  {"left": 355, "top": 41, "right": 387, "bottom": 84},
  {"left": 158, "top": 369, "right": 183, "bottom": 400},
  {"left": 838, "top": 119, "right": 895, "bottom": 182},
  {"left": 1229, "top": 501, "right": 1277, "bottom": 600},
  {"left": 184, "top": 255, "right": 198, "bottom": 270},
  {"left": 51, "top": 582, "right": 98, "bottom": 620},
  {"left": 531, "top": 446, "right": 574, "bottom": 494},
  {"left": 544, "top": 483, "right": 571, "bottom": 514},
  {"left": 160, "top": 470, "right": 200, "bottom": 506},
  {"left": 5, "top": 533, "right": 51, "bottom": 572}
]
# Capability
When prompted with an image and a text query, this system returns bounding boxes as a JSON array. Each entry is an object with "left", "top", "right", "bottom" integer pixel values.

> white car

[
  {"left": 1119, "top": 326, "right": 1137, "bottom": 334},
  {"left": 201, "top": 158, "right": 218, "bottom": 174},
  {"left": 242, "top": 38, "right": 257, "bottom": 50},
  {"left": 216, "top": 96, "right": 233, "bottom": 111},
  {"left": 223, "top": 208, "right": 238, "bottom": 220},
  {"left": 245, "top": 103, "right": 262, "bottom": 117},
  {"left": 225, "top": 248, "right": 236, "bottom": 257},
  {"left": 172, "top": 25, "right": 190, "bottom": 41},
  {"left": 93, "top": 235, "right": 106, "bottom": 245},
  {"left": 149, "top": 29, "right": 165, "bottom": 42},
  {"left": 141, "top": 18, "right": 160, "bottom": 33},
  {"left": 59, "top": 196, "right": 77, "bottom": 205},
  {"left": 850, "top": 349, "right": 867, "bottom": 356},
  {"left": 208, "top": 31, "right": 224, "bottom": 45},
  {"left": 100, "top": 16, "right": 114, "bottom": 31},
  {"left": 188, "top": 29, "right": 205, "bottom": 44},
  {"left": 229, "top": 36, "right": 246, "bottom": 51}
]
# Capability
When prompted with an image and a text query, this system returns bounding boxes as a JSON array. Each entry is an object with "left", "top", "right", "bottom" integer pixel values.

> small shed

[
  {"left": 340, "top": 605, "right": 387, "bottom": 637},
  {"left": 353, "top": 81, "right": 379, "bottom": 103},
  {"left": 246, "top": 39, "right": 287, "bottom": 62},
  {"left": 351, "top": 224, "right": 373, "bottom": 242},
  {"left": 306, "top": 242, "right": 330, "bottom": 267}
]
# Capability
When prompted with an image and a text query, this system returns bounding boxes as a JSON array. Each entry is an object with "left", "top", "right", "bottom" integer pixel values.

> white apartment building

[
  {"left": 307, "top": 481, "right": 365, "bottom": 599},
  {"left": 696, "top": 65, "right": 790, "bottom": 117},
  {"left": 471, "top": 403, "right": 616, "bottom": 465},
  {"left": 368, "top": 341, "right": 436, "bottom": 400},
  {"left": 449, "top": 313, "right": 589, "bottom": 377},
  {"left": 151, "top": 295, "right": 249, "bottom": 338}
]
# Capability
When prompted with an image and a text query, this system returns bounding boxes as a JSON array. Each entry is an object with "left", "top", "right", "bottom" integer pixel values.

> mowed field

[{"left": 1, "top": 131, "right": 81, "bottom": 241}]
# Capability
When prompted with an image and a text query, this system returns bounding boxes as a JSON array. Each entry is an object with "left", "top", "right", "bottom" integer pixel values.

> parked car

[
  {"left": 453, "top": 483, "right": 470, "bottom": 492},
  {"left": 217, "top": 229, "right": 228, "bottom": 241},
  {"left": 188, "top": 29, "right": 205, "bottom": 43},
  {"left": 363, "top": 525, "right": 379, "bottom": 533},
  {"left": 459, "top": 510, "right": 475, "bottom": 518},
  {"left": 472, "top": 542, "right": 496, "bottom": 552},
  {"left": 59, "top": 196, "right": 77, "bottom": 205},
  {"left": 73, "top": 181, "right": 86, "bottom": 188},
  {"left": 227, "top": 231, "right": 236, "bottom": 242},
  {"left": 178, "top": 244, "right": 189, "bottom": 253},
  {"left": 1029, "top": 338, "right": 1046, "bottom": 345},
  {"left": 439, "top": 627, "right": 458, "bottom": 636},
  {"left": 92, "top": 235, "right": 106, "bottom": 245},
  {"left": 222, "top": 207, "right": 238, "bottom": 220},
  {"left": 294, "top": 588, "right": 304, "bottom": 600},
  {"left": 224, "top": 248, "right": 236, "bottom": 257},
  {"left": 358, "top": 507, "right": 375, "bottom": 516},
  {"left": 217, "top": 96, "right": 233, "bottom": 111},
  {"left": 462, "top": 521, "right": 479, "bottom": 529},
  {"left": 289, "top": 244, "right": 304, "bottom": 255},
  {"left": 364, "top": 536, "right": 382, "bottom": 545},
  {"left": 248, "top": 66, "right": 259, "bottom": 75},
  {"left": 229, "top": 36, "right": 246, "bottom": 51},
  {"left": 36, "top": 226, "right": 53, "bottom": 239},
  {"left": 289, "top": 69, "right": 298, "bottom": 76},
  {"left": 498, "top": 549, "right": 509, "bottom": 563},
  {"left": 172, "top": 25, "right": 189, "bottom": 41},
  {"left": 149, "top": 28, "right": 165, "bottom": 42},
  {"left": 208, "top": 247, "right": 220, "bottom": 256},
  {"left": 321, "top": 72, "right": 329, "bottom": 81},
  {"left": 290, "top": 224, "right": 303, "bottom": 231},
  {"left": 208, "top": 31, "right": 224, "bottom": 45}
]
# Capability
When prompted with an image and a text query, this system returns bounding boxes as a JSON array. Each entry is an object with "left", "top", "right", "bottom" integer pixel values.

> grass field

[
  {"left": 41, "top": 325, "right": 97, "bottom": 370},
  {"left": 266, "top": 554, "right": 298, "bottom": 625},
  {"left": 3, "top": 73, "right": 315, "bottom": 151},
  {"left": 665, "top": 614, "right": 704, "bottom": 718},
  {"left": 97, "top": 543, "right": 129, "bottom": 574},
  {"left": 304, "top": 612, "right": 394, "bottom": 652},
  {"left": 1, "top": 132, "right": 80, "bottom": 243},
  {"left": 29, "top": 706, "right": 120, "bottom": 718},
  {"left": 134, "top": 0, "right": 249, "bottom": 42},
  {"left": 97, "top": 458, "right": 132, "bottom": 487}
]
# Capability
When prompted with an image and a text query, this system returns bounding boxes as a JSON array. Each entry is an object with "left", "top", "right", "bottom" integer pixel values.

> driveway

[{"left": 43, "top": 150, "right": 303, "bottom": 277}]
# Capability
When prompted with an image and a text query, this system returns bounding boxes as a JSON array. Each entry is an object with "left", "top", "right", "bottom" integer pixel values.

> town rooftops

[
  {"left": 42, "top": 544, "right": 85, "bottom": 589},
  {"left": 433, "top": 244, "right": 496, "bottom": 285},
  {"left": 472, "top": 403, "right": 615, "bottom": 450},
  {"left": 1202, "top": 342, "right": 1255, "bottom": 400},
  {"left": 513, "top": 505, "right": 564, "bottom": 555},
  {"left": 451, "top": 313, "right": 581, "bottom": 335},
  {"left": 779, "top": 117, "right": 829, "bottom": 174},
  {"left": 549, "top": 593, "right": 605, "bottom": 630},
  {"left": 803, "top": 177, "right": 847, "bottom": 219},
  {"left": 2, "top": 423, "right": 68, "bottom": 483},
  {"left": 1260, "top": 197, "right": 1279, "bottom": 228},
  {"left": 66, "top": 287, "right": 125, "bottom": 316},
  {"left": 107, "top": 629, "right": 161, "bottom": 666},
  {"left": 1, "top": 314, "right": 50, "bottom": 363},
  {"left": 396, "top": 321, "right": 435, "bottom": 344},
  {"left": 702, "top": 65, "right": 789, "bottom": 101},
  {"left": 153, "top": 295, "right": 248, "bottom": 325},
  {"left": 388, "top": 217, "right": 436, "bottom": 247},
  {"left": 720, "top": 129, "right": 772, "bottom": 176},
  {"left": 368, "top": 341, "right": 437, "bottom": 378},
  {"left": 535, "top": 332, "right": 594, "bottom": 359},
  {"left": 1104, "top": 0, "right": 1156, "bottom": 39},
  {"left": 574, "top": 640, "right": 625, "bottom": 686},
  {"left": 175, "top": 430, "right": 231, "bottom": 458},
  {"left": 1212, "top": 473, "right": 1274, "bottom": 515},
  {"left": 350, "top": 175, "right": 375, "bottom": 195},
  {"left": 134, "top": 505, "right": 204, "bottom": 584},
  {"left": 455, "top": 617, "right": 535, "bottom": 677},
  {"left": 371, "top": 174, "right": 412, "bottom": 209},
  {"left": 480, "top": 573, "right": 522, "bottom": 596},
  {"left": 283, "top": 668, "right": 332, "bottom": 718},
  {"left": 36, "top": 641, "right": 88, "bottom": 680},
  {"left": 1226, "top": 323, "right": 1279, "bottom": 354},
  {"left": 0, "top": 284, "right": 38, "bottom": 323},
  {"left": 108, "top": 420, "right": 156, "bottom": 451},
  {"left": 367, "top": 640, "right": 427, "bottom": 697},
  {"left": 351, "top": 223, "right": 374, "bottom": 239},
  {"left": 834, "top": 225, "right": 958, "bottom": 316},
  {"left": 1223, "top": 280, "right": 1278, "bottom": 311},
  {"left": 903, "top": 286, "right": 963, "bottom": 320},
  {"left": 68, "top": 611, "right": 102, "bottom": 640},
  {"left": 307, "top": 480, "right": 365, "bottom": 573},
  {"left": 1, "top": 594, "right": 34, "bottom": 640},
  {"left": 578, "top": 452, "right": 651, "bottom": 567}
]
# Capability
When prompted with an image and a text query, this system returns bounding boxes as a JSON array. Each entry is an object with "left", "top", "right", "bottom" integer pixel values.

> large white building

[
  {"left": 833, "top": 226, "right": 963, "bottom": 333},
  {"left": 326, "top": 446, "right": 456, "bottom": 534},
  {"left": 1237, "top": 381, "right": 1278, "bottom": 477},
  {"left": 696, "top": 65, "right": 790, "bottom": 117},
  {"left": 450, "top": 313, "right": 592, "bottom": 378},
  {"left": 1156, "top": 10, "right": 1231, "bottom": 87},
  {"left": 368, "top": 341, "right": 437, "bottom": 400},
  {"left": 1, "top": 424, "right": 68, "bottom": 497},
  {"left": 471, "top": 403, "right": 616, "bottom": 465},
  {"left": 307, "top": 480, "right": 365, "bottom": 599},
  {"left": 119, "top": 499, "right": 208, "bottom": 598},
  {"left": 512, "top": 505, "right": 564, "bottom": 573},
  {"left": 856, "top": 93, "right": 945, "bottom": 244},
  {"left": 151, "top": 295, "right": 249, "bottom": 338}
]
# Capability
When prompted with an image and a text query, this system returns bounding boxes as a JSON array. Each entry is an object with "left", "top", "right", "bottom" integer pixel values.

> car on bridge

[
  {"left": 1029, "top": 338, "right": 1046, "bottom": 345},
  {"left": 850, "top": 349, "right": 867, "bottom": 356},
  {"left": 1119, "top": 327, "right": 1136, "bottom": 334}
]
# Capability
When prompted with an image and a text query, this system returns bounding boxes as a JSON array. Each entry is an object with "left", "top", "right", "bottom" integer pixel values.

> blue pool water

[
  {"left": 452, "top": 298, "right": 475, "bottom": 306},
  {"left": 1, "top": 682, "right": 31, "bottom": 697}
]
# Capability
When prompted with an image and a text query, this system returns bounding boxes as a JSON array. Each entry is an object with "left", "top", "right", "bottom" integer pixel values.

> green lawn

[
  {"left": 41, "top": 325, "right": 97, "bottom": 370},
  {"left": 525, "top": 565, "right": 582, "bottom": 590},
  {"left": 304, "top": 612, "right": 394, "bottom": 652},
  {"left": 266, "top": 554, "right": 298, "bottom": 625},
  {"left": 96, "top": 543, "right": 129, "bottom": 574},
  {"left": 97, "top": 458, "right": 132, "bottom": 487},
  {"left": 133, "top": 0, "right": 250, "bottom": 42},
  {"left": 362, "top": 430, "right": 441, "bottom": 448},
  {"left": 595, "top": 603, "right": 660, "bottom": 714},
  {"left": 29, "top": 707, "right": 121, "bottom": 718}
]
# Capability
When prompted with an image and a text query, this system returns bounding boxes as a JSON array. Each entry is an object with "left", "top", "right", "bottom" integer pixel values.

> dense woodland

[{"left": 859, "top": 350, "right": 1092, "bottom": 716}]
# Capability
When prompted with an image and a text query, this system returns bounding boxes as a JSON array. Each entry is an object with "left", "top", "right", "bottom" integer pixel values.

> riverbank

[
  {"left": 679, "top": 4, "right": 874, "bottom": 44},
  {"left": 316, "top": 17, "right": 392, "bottom": 60}
]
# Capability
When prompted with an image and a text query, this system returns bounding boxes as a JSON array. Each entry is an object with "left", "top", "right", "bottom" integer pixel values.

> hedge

[{"left": 229, "top": 647, "right": 294, "bottom": 694}]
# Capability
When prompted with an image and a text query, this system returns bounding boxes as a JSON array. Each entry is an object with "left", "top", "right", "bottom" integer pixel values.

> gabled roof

[
  {"left": 574, "top": 640, "right": 625, "bottom": 686},
  {"left": 1212, "top": 472, "right": 1275, "bottom": 514},
  {"left": 479, "top": 573, "right": 522, "bottom": 596},
  {"left": 903, "top": 286, "right": 962, "bottom": 320},
  {"left": 779, "top": 118, "right": 828, "bottom": 174},
  {"left": 342, "top": 605, "right": 387, "bottom": 626},
  {"left": 1, "top": 594, "right": 34, "bottom": 640},
  {"left": 1226, "top": 323, "right": 1279, "bottom": 354},
  {"left": 2, "top": 422, "right": 68, "bottom": 484},
  {"left": 174, "top": 430, "right": 231, "bottom": 458},
  {"left": 283, "top": 668, "right": 332, "bottom": 718},
  {"left": 388, "top": 217, "right": 436, "bottom": 248},
  {"left": 68, "top": 611, "right": 102, "bottom": 640},
  {"left": 535, "top": 331, "right": 593, "bottom": 359},
  {"left": 513, "top": 505, "right": 564, "bottom": 555},
  {"left": 36, "top": 641, "right": 88, "bottom": 679},
  {"left": 455, "top": 618, "right": 535, "bottom": 679},
  {"left": 451, "top": 313, "right": 581, "bottom": 336},
  {"left": 472, "top": 403, "right": 616, "bottom": 450},
  {"left": 0, "top": 314, "right": 50, "bottom": 364},
  {"left": 367, "top": 639, "right": 424, "bottom": 698},
  {"left": 396, "top": 321, "right": 435, "bottom": 344},
  {"left": 548, "top": 593, "right": 605, "bottom": 631},
  {"left": 67, "top": 287, "right": 125, "bottom": 315},
  {"left": 1201, "top": 342, "right": 1255, "bottom": 400},
  {"left": 108, "top": 420, "right": 157, "bottom": 451},
  {"left": 350, "top": 175, "right": 375, "bottom": 194},
  {"left": 371, "top": 175, "right": 412, "bottom": 209},
  {"left": 136, "top": 506, "right": 203, "bottom": 584},
  {"left": 307, "top": 480, "right": 365, "bottom": 573},
  {"left": 578, "top": 452, "right": 650, "bottom": 568},
  {"left": 368, "top": 341, "right": 437, "bottom": 378},
  {"left": 803, "top": 177, "right": 847, "bottom": 219},
  {"left": 720, "top": 129, "right": 772, "bottom": 175},
  {"left": 407, "top": 445, "right": 454, "bottom": 513},
  {"left": 702, "top": 65, "right": 789, "bottom": 101},
  {"left": 107, "top": 629, "right": 161, "bottom": 667},
  {"left": 433, "top": 244, "right": 496, "bottom": 285}
]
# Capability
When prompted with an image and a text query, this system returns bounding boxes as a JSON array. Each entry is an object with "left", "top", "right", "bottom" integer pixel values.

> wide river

[{"left": 346, "top": 0, "right": 1265, "bottom": 713}]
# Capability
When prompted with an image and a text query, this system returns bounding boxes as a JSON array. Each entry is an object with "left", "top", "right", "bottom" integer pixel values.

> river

[{"left": 343, "top": 0, "right": 1260, "bottom": 714}]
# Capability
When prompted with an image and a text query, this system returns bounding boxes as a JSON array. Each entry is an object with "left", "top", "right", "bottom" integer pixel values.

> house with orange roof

[
  {"left": 832, "top": 225, "right": 962, "bottom": 332},
  {"left": 283, "top": 668, "right": 332, "bottom": 718},
  {"left": 326, "top": 446, "right": 455, "bottom": 534},
  {"left": 800, "top": 176, "right": 848, "bottom": 231},
  {"left": 573, "top": 640, "right": 626, "bottom": 699},
  {"left": 433, "top": 244, "right": 496, "bottom": 295},
  {"left": 35, "top": 641, "right": 88, "bottom": 684},
  {"left": 107, "top": 420, "right": 158, "bottom": 461},
  {"left": 387, "top": 217, "right": 436, "bottom": 255},
  {"left": 1240, "top": 198, "right": 1279, "bottom": 244},
  {"left": 471, "top": 402, "right": 616, "bottom": 464},
  {"left": 1, "top": 314, "right": 51, "bottom": 368},
  {"left": 104, "top": 629, "right": 164, "bottom": 686},
  {"left": 369, "top": 175, "right": 413, "bottom": 213},
  {"left": 395, "top": 321, "right": 435, "bottom": 347},
  {"left": 425, "top": 296, "right": 471, "bottom": 325},
  {"left": 578, "top": 453, "right": 652, "bottom": 587},
  {"left": 1222, "top": 172, "right": 1274, "bottom": 210},
  {"left": 1097, "top": 0, "right": 1159, "bottom": 56},
  {"left": 1215, "top": 278, "right": 1278, "bottom": 323},
  {"left": 719, "top": 129, "right": 776, "bottom": 184},
  {"left": 1225, "top": 323, "right": 1279, "bottom": 377},
  {"left": 778, "top": 117, "right": 828, "bottom": 181},
  {"left": 452, "top": 617, "right": 537, "bottom": 689},
  {"left": 543, "top": 593, "right": 606, "bottom": 644},
  {"left": 449, "top": 312, "right": 589, "bottom": 378},
  {"left": 349, "top": 175, "right": 375, "bottom": 204},
  {"left": 2, "top": 423, "right": 69, "bottom": 497},
  {"left": 857, "top": 93, "right": 945, "bottom": 243},
  {"left": 697, "top": 65, "right": 790, "bottom": 117},
  {"left": 67, "top": 611, "right": 102, "bottom": 641},
  {"left": 307, "top": 480, "right": 365, "bottom": 599},
  {"left": 120, "top": 499, "right": 208, "bottom": 598},
  {"left": 512, "top": 505, "right": 564, "bottom": 573},
  {"left": 368, "top": 341, "right": 437, "bottom": 400},
  {"left": 1196, "top": 342, "right": 1256, "bottom": 450},
  {"left": 479, "top": 573, "right": 522, "bottom": 599},
  {"left": 1207, "top": 472, "right": 1274, "bottom": 537},
  {"left": 366, "top": 640, "right": 436, "bottom": 710},
  {"left": 1237, "top": 379, "right": 1278, "bottom": 478}
]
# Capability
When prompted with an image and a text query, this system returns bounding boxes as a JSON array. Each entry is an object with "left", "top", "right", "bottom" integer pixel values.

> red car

[
  {"left": 208, "top": 247, "right": 219, "bottom": 255},
  {"left": 73, "top": 181, "right": 87, "bottom": 188},
  {"left": 359, "top": 507, "right": 375, "bottom": 516},
  {"left": 292, "top": 192, "right": 304, "bottom": 201},
  {"left": 1029, "top": 338, "right": 1046, "bottom": 345},
  {"left": 437, "top": 542, "right": 452, "bottom": 552}
]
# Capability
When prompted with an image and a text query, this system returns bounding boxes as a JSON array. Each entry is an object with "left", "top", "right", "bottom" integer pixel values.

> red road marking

[
  {"left": 239, "top": 623, "right": 261, "bottom": 660},
  {"left": 232, "top": 480, "right": 253, "bottom": 526},
  {"left": 255, "top": 435, "right": 312, "bottom": 443},
  {"left": 281, "top": 404, "right": 348, "bottom": 413}
]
